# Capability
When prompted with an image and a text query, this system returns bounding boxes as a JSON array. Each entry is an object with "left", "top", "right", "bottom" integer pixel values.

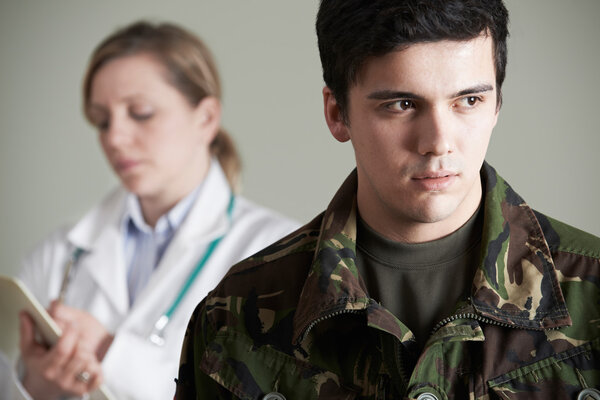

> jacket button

[
  {"left": 263, "top": 393, "right": 286, "bottom": 400},
  {"left": 578, "top": 388, "right": 600, "bottom": 400},
  {"left": 417, "top": 393, "right": 439, "bottom": 400}
]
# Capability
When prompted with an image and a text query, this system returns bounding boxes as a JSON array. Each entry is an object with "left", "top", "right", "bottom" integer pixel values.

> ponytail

[{"left": 210, "top": 129, "right": 241, "bottom": 193}]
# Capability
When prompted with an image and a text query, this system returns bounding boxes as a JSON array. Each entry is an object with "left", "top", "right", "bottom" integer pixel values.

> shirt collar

[{"left": 122, "top": 179, "right": 204, "bottom": 236}]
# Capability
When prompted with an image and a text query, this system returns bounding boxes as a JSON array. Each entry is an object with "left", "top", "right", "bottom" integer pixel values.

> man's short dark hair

[{"left": 316, "top": 0, "right": 509, "bottom": 121}]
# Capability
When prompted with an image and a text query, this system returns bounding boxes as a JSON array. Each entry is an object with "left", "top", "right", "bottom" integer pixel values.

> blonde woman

[{"left": 12, "top": 21, "right": 297, "bottom": 400}]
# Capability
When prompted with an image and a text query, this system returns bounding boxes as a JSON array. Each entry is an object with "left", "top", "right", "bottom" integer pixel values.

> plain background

[{"left": 1, "top": 0, "right": 599, "bottom": 278}]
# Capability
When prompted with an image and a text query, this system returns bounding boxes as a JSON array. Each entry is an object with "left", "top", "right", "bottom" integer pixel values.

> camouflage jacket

[{"left": 176, "top": 163, "right": 600, "bottom": 400}]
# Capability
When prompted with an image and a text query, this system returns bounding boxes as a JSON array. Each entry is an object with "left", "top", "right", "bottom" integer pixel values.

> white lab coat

[{"left": 11, "top": 160, "right": 298, "bottom": 400}]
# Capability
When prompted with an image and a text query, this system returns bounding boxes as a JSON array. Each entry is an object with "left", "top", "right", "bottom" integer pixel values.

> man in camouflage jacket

[
  {"left": 176, "top": 163, "right": 600, "bottom": 399},
  {"left": 176, "top": 1, "right": 600, "bottom": 398}
]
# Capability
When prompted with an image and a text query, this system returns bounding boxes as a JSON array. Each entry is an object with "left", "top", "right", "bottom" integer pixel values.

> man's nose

[{"left": 416, "top": 107, "right": 454, "bottom": 156}]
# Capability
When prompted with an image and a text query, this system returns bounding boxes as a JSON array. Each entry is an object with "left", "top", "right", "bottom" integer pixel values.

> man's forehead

[{"left": 353, "top": 35, "right": 496, "bottom": 93}]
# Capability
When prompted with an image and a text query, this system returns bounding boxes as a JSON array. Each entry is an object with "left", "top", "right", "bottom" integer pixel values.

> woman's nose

[{"left": 102, "top": 117, "right": 134, "bottom": 149}]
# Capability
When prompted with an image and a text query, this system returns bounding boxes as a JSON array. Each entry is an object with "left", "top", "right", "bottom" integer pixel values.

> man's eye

[
  {"left": 459, "top": 96, "right": 481, "bottom": 107},
  {"left": 388, "top": 99, "right": 415, "bottom": 111}
]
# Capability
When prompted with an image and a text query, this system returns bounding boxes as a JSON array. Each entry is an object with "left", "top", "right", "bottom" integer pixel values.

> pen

[{"left": 57, "top": 248, "right": 83, "bottom": 302}]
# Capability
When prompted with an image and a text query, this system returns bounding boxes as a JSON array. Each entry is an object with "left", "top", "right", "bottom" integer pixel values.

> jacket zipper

[
  {"left": 429, "top": 298, "right": 558, "bottom": 336},
  {"left": 302, "top": 306, "right": 414, "bottom": 399},
  {"left": 430, "top": 311, "right": 513, "bottom": 335},
  {"left": 393, "top": 336, "right": 410, "bottom": 395},
  {"left": 299, "top": 308, "right": 364, "bottom": 343}
]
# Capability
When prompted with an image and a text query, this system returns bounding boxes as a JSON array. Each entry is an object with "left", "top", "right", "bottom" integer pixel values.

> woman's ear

[
  {"left": 323, "top": 87, "right": 350, "bottom": 143},
  {"left": 194, "top": 96, "right": 222, "bottom": 145}
]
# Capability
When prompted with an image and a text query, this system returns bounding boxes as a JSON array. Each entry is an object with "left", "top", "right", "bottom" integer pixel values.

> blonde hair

[{"left": 82, "top": 21, "right": 241, "bottom": 191}]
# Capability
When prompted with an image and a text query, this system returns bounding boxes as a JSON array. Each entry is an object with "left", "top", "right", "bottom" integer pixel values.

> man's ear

[
  {"left": 323, "top": 87, "right": 350, "bottom": 143},
  {"left": 493, "top": 108, "right": 499, "bottom": 127},
  {"left": 493, "top": 98, "right": 500, "bottom": 128},
  {"left": 194, "top": 96, "right": 221, "bottom": 145}
]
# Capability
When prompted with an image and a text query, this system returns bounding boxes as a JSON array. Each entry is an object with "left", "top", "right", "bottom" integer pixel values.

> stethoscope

[{"left": 58, "top": 193, "right": 235, "bottom": 347}]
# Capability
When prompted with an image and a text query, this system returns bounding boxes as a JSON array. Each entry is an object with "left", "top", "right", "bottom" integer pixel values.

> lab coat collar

[
  {"left": 167, "top": 157, "right": 233, "bottom": 247},
  {"left": 64, "top": 158, "right": 233, "bottom": 314},
  {"left": 66, "top": 188, "right": 127, "bottom": 253}
]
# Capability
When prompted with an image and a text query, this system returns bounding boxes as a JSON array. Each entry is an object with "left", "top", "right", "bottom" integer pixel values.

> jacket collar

[
  {"left": 471, "top": 163, "right": 571, "bottom": 329},
  {"left": 293, "top": 162, "right": 571, "bottom": 344}
]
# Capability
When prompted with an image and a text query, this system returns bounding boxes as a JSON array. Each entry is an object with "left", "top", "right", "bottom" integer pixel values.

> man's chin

[{"left": 408, "top": 201, "right": 461, "bottom": 226}]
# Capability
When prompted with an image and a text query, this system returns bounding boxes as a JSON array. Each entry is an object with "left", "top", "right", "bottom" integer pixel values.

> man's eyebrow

[
  {"left": 367, "top": 90, "right": 424, "bottom": 100},
  {"left": 451, "top": 84, "right": 494, "bottom": 98},
  {"left": 366, "top": 84, "right": 494, "bottom": 101}
]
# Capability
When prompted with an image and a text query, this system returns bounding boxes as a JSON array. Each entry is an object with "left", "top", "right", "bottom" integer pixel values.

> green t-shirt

[{"left": 356, "top": 207, "right": 483, "bottom": 350}]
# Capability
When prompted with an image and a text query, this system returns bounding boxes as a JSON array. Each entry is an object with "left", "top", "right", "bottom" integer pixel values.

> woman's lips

[{"left": 115, "top": 159, "right": 140, "bottom": 172}]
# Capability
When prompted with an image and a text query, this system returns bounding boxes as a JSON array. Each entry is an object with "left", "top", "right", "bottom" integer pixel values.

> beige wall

[{"left": 1, "top": 0, "right": 599, "bottom": 277}]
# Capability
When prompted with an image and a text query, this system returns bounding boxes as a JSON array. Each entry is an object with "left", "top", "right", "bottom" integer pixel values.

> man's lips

[
  {"left": 411, "top": 171, "right": 458, "bottom": 191},
  {"left": 412, "top": 170, "right": 457, "bottom": 180}
]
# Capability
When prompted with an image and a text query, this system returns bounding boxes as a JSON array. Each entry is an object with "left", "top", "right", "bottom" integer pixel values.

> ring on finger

[{"left": 76, "top": 370, "right": 91, "bottom": 383}]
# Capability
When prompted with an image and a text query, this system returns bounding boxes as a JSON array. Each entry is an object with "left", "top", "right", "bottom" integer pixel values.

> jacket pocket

[
  {"left": 487, "top": 339, "right": 600, "bottom": 399},
  {"left": 200, "top": 331, "right": 358, "bottom": 400}
]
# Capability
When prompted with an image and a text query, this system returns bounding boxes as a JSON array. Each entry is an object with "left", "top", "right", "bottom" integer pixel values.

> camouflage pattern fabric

[{"left": 176, "top": 162, "right": 600, "bottom": 399}]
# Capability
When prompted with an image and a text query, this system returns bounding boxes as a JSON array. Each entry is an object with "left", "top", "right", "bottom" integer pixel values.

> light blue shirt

[{"left": 122, "top": 185, "right": 202, "bottom": 305}]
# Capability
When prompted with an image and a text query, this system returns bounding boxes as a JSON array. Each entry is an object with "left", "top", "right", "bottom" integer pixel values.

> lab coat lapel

[
  {"left": 66, "top": 188, "right": 130, "bottom": 316},
  {"left": 131, "top": 159, "right": 231, "bottom": 314}
]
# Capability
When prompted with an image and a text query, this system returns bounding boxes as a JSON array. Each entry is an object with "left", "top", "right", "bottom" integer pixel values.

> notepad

[
  {"left": 0, "top": 275, "right": 62, "bottom": 354},
  {"left": 0, "top": 275, "right": 115, "bottom": 400}
]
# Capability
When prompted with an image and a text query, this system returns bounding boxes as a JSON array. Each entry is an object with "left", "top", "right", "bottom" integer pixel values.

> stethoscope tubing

[{"left": 60, "top": 193, "right": 235, "bottom": 346}]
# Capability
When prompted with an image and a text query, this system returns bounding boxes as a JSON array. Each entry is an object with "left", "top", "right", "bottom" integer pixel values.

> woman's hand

[
  {"left": 19, "top": 312, "right": 103, "bottom": 400},
  {"left": 48, "top": 301, "right": 114, "bottom": 361}
]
